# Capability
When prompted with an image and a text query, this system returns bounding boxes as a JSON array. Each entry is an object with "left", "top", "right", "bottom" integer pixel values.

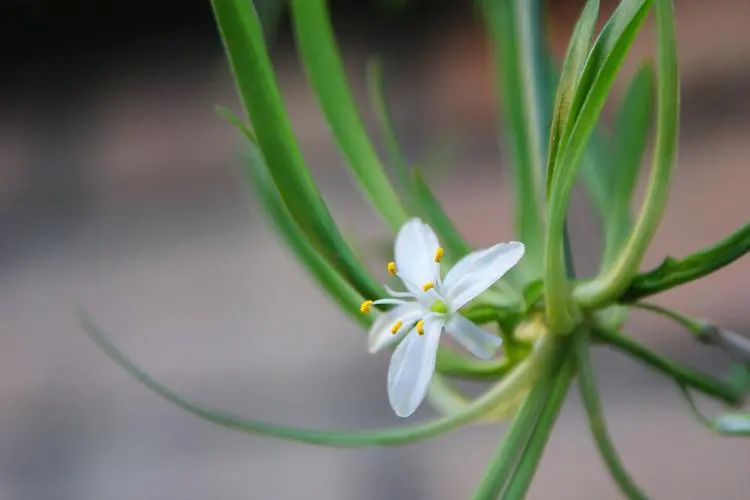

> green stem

[
  {"left": 575, "top": 328, "right": 649, "bottom": 500},
  {"left": 80, "top": 311, "right": 557, "bottom": 448},
  {"left": 593, "top": 326, "right": 743, "bottom": 406},
  {"left": 436, "top": 351, "right": 515, "bottom": 380},
  {"left": 502, "top": 350, "right": 575, "bottom": 499},
  {"left": 471, "top": 337, "right": 571, "bottom": 499},
  {"left": 629, "top": 302, "right": 710, "bottom": 342}
]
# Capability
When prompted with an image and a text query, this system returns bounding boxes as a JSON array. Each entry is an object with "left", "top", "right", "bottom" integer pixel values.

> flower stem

[
  {"left": 593, "top": 326, "right": 743, "bottom": 406},
  {"left": 471, "top": 336, "right": 573, "bottom": 499},
  {"left": 501, "top": 350, "right": 575, "bottom": 499},
  {"left": 80, "top": 311, "right": 557, "bottom": 448},
  {"left": 629, "top": 302, "right": 710, "bottom": 342},
  {"left": 575, "top": 328, "right": 649, "bottom": 500}
]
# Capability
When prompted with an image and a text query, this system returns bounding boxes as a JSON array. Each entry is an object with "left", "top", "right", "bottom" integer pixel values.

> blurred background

[{"left": 2, "top": 0, "right": 750, "bottom": 498}]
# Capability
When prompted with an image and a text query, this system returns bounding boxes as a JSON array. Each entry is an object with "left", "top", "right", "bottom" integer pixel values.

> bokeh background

[{"left": 2, "top": 0, "right": 750, "bottom": 498}]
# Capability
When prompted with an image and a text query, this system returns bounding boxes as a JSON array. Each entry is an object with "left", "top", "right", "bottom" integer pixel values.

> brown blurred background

[{"left": 1, "top": 0, "right": 750, "bottom": 499}]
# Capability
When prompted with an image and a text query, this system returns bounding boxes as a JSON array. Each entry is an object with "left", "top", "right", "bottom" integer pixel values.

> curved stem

[
  {"left": 80, "top": 311, "right": 556, "bottom": 448},
  {"left": 576, "top": 328, "right": 649, "bottom": 499},
  {"left": 574, "top": 0, "right": 679, "bottom": 308},
  {"left": 593, "top": 326, "right": 743, "bottom": 406},
  {"left": 629, "top": 302, "right": 710, "bottom": 342}
]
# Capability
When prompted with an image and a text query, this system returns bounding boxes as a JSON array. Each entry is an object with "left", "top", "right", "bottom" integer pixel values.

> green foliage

[
  {"left": 290, "top": 0, "right": 409, "bottom": 230},
  {"left": 78, "top": 1, "right": 750, "bottom": 498}
]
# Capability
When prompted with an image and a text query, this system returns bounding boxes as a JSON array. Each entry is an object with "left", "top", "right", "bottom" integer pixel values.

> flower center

[{"left": 430, "top": 300, "right": 448, "bottom": 314}]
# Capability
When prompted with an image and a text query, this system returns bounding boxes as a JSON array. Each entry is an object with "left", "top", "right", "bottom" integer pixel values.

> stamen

[
  {"left": 387, "top": 261, "right": 397, "bottom": 276},
  {"left": 359, "top": 300, "right": 373, "bottom": 314},
  {"left": 434, "top": 247, "right": 444, "bottom": 263},
  {"left": 416, "top": 320, "right": 425, "bottom": 335},
  {"left": 422, "top": 282, "right": 435, "bottom": 292},
  {"left": 390, "top": 321, "right": 403, "bottom": 334}
]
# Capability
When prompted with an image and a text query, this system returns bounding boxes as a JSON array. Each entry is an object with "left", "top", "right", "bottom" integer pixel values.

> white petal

[
  {"left": 371, "top": 298, "right": 406, "bottom": 306},
  {"left": 368, "top": 303, "right": 427, "bottom": 354},
  {"left": 443, "top": 242, "right": 525, "bottom": 310},
  {"left": 445, "top": 314, "right": 502, "bottom": 360},
  {"left": 394, "top": 218, "right": 441, "bottom": 291},
  {"left": 387, "top": 317, "right": 443, "bottom": 418}
]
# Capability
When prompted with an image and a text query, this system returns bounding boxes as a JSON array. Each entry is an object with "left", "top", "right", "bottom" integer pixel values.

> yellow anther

[
  {"left": 390, "top": 321, "right": 403, "bottom": 334},
  {"left": 360, "top": 300, "right": 373, "bottom": 314},
  {"left": 434, "top": 247, "right": 444, "bottom": 263},
  {"left": 416, "top": 320, "right": 425, "bottom": 335},
  {"left": 387, "top": 261, "right": 397, "bottom": 276},
  {"left": 421, "top": 281, "right": 435, "bottom": 292}
]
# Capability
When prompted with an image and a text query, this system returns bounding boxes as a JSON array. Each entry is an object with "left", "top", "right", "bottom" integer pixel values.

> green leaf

[
  {"left": 576, "top": 329, "right": 649, "bottom": 500},
  {"left": 522, "top": 279, "right": 544, "bottom": 310},
  {"left": 610, "top": 64, "right": 654, "bottom": 219},
  {"left": 79, "top": 311, "right": 551, "bottom": 447},
  {"left": 546, "top": 0, "right": 600, "bottom": 192},
  {"left": 575, "top": 0, "right": 678, "bottom": 307},
  {"left": 582, "top": 64, "right": 654, "bottom": 269},
  {"left": 242, "top": 145, "right": 377, "bottom": 325},
  {"left": 621, "top": 223, "right": 750, "bottom": 302},
  {"left": 210, "top": 0, "right": 383, "bottom": 301},
  {"left": 545, "top": 0, "right": 655, "bottom": 331},
  {"left": 558, "top": 0, "right": 654, "bottom": 184},
  {"left": 290, "top": 0, "right": 409, "bottom": 231},
  {"left": 482, "top": 0, "right": 554, "bottom": 278}
]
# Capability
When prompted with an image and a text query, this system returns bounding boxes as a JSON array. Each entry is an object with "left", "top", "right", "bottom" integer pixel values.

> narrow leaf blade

[{"left": 290, "top": 0, "right": 409, "bottom": 230}]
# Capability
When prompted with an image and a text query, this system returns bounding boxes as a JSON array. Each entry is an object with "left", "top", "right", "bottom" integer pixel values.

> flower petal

[
  {"left": 443, "top": 242, "right": 525, "bottom": 310},
  {"left": 394, "top": 218, "right": 441, "bottom": 291},
  {"left": 387, "top": 317, "right": 443, "bottom": 418},
  {"left": 445, "top": 314, "right": 502, "bottom": 360},
  {"left": 368, "top": 303, "right": 427, "bottom": 354}
]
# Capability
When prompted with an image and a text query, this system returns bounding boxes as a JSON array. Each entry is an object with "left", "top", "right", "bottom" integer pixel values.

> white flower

[{"left": 361, "top": 218, "right": 525, "bottom": 418}]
